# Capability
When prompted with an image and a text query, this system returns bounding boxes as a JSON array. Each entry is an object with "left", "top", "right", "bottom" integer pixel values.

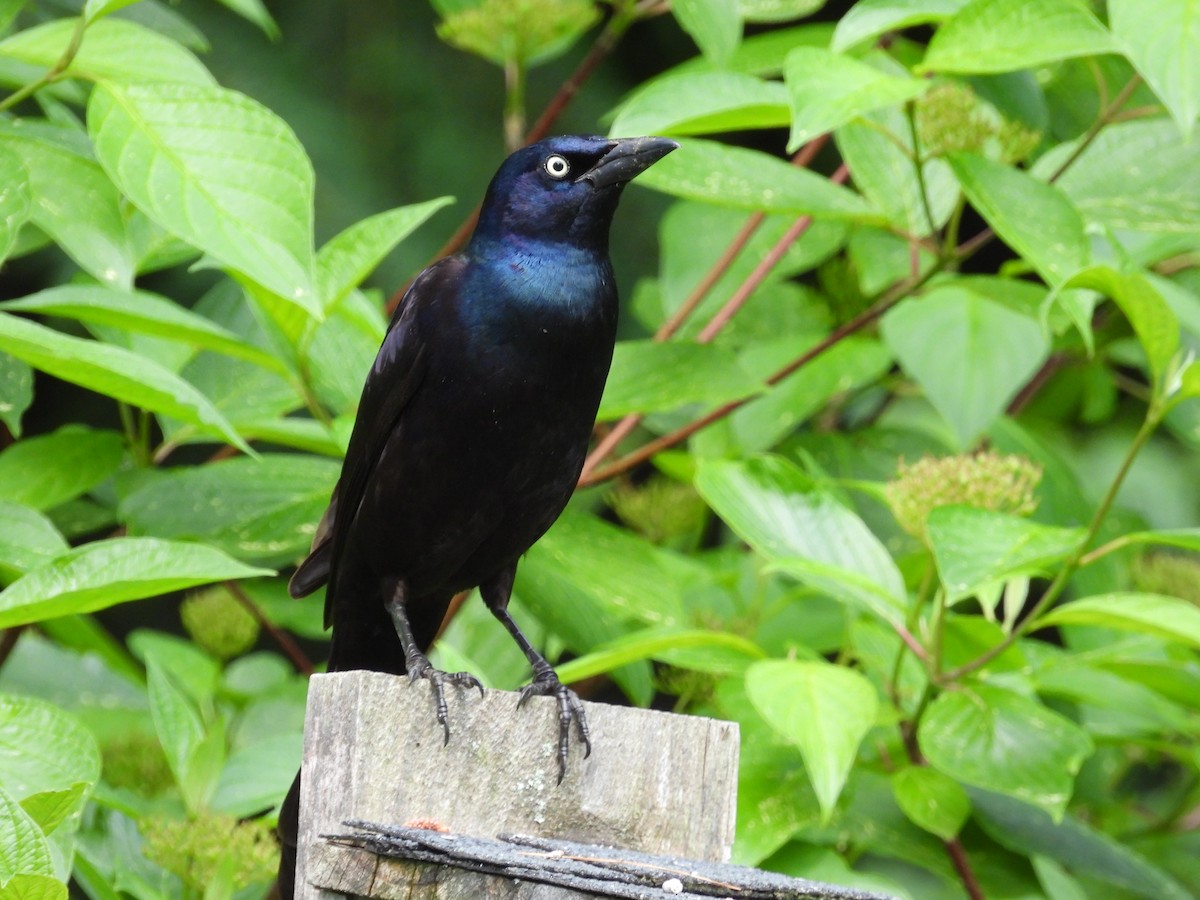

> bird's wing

[{"left": 287, "top": 257, "right": 463, "bottom": 612}]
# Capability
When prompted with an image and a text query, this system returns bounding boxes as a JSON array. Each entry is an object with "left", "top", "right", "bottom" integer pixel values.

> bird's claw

[
  {"left": 518, "top": 671, "right": 592, "bottom": 783},
  {"left": 407, "top": 660, "right": 484, "bottom": 745}
]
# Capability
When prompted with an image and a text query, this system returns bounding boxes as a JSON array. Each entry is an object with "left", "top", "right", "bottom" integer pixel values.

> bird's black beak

[{"left": 577, "top": 136, "right": 679, "bottom": 189}]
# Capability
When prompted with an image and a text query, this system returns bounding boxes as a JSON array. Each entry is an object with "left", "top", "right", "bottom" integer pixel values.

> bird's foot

[
  {"left": 406, "top": 656, "right": 484, "bottom": 745},
  {"left": 517, "top": 666, "right": 592, "bottom": 783}
]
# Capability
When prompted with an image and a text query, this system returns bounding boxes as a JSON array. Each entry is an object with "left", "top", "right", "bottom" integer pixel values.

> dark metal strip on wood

[{"left": 323, "top": 822, "right": 896, "bottom": 900}]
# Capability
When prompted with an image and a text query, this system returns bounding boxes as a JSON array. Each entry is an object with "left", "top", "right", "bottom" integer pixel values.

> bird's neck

[{"left": 464, "top": 235, "right": 614, "bottom": 317}]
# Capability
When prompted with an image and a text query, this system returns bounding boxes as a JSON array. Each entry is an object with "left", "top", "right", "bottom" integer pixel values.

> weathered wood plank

[{"left": 295, "top": 671, "right": 740, "bottom": 898}]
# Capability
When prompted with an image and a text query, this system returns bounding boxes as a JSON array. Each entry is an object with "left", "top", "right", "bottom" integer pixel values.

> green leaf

[
  {"left": 0, "top": 425, "right": 125, "bottom": 512},
  {"left": 0, "top": 537, "right": 271, "bottom": 629},
  {"left": 881, "top": 285, "right": 1050, "bottom": 447},
  {"left": 0, "top": 350, "right": 32, "bottom": 437},
  {"left": 119, "top": 454, "right": 341, "bottom": 566},
  {"left": 0, "top": 18, "right": 213, "bottom": 86},
  {"left": 921, "top": 0, "right": 1115, "bottom": 74},
  {"left": 0, "top": 693, "right": 101, "bottom": 803},
  {"left": 1042, "top": 120, "right": 1200, "bottom": 235},
  {"left": 144, "top": 655, "right": 204, "bottom": 799},
  {"left": 1037, "top": 593, "right": 1200, "bottom": 651},
  {"left": 0, "top": 145, "right": 31, "bottom": 267},
  {"left": 832, "top": 0, "right": 970, "bottom": 52},
  {"left": 835, "top": 107, "right": 959, "bottom": 236},
  {"left": 672, "top": 0, "right": 741, "bottom": 64},
  {"left": 948, "top": 152, "right": 1089, "bottom": 285},
  {"left": 210, "top": 733, "right": 301, "bottom": 817},
  {"left": 213, "top": 0, "right": 280, "bottom": 39},
  {"left": 598, "top": 340, "right": 762, "bottom": 420},
  {"left": 695, "top": 456, "right": 907, "bottom": 625},
  {"left": 304, "top": 292, "right": 385, "bottom": 414},
  {"left": 1062, "top": 266, "right": 1179, "bottom": 389},
  {"left": 87, "top": 82, "right": 318, "bottom": 315},
  {"left": 436, "top": 0, "right": 600, "bottom": 67},
  {"left": 1110, "top": 0, "right": 1200, "bottom": 138},
  {"left": 784, "top": 47, "right": 929, "bottom": 150},
  {"left": 0, "top": 285, "right": 289, "bottom": 376},
  {"left": 0, "top": 122, "right": 135, "bottom": 287},
  {"left": 926, "top": 506, "right": 1084, "bottom": 602},
  {"left": 636, "top": 137, "right": 876, "bottom": 220},
  {"left": 20, "top": 783, "right": 88, "bottom": 835},
  {"left": 745, "top": 659, "right": 879, "bottom": 820},
  {"left": 739, "top": 0, "right": 823, "bottom": 21},
  {"left": 316, "top": 198, "right": 453, "bottom": 312},
  {"left": 0, "top": 312, "right": 250, "bottom": 452},
  {"left": 83, "top": 0, "right": 142, "bottom": 22},
  {"left": 1104, "top": 527, "right": 1200, "bottom": 554},
  {"left": 554, "top": 627, "right": 767, "bottom": 684},
  {"left": 609, "top": 72, "right": 790, "bottom": 137},
  {"left": 891, "top": 766, "right": 971, "bottom": 840},
  {"left": 0, "top": 873, "right": 68, "bottom": 900},
  {"left": 919, "top": 684, "right": 1093, "bottom": 819},
  {"left": 0, "top": 785, "right": 53, "bottom": 881},
  {"left": 972, "top": 789, "right": 1194, "bottom": 900},
  {"left": 0, "top": 502, "right": 67, "bottom": 587}
]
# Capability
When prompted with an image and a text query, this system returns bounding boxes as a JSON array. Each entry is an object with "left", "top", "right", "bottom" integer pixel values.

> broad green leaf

[
  {"left": 671, "top": 24, "right": 834, "bottom": 78},
  {"left": 0, "top": 145, "right": 30, "bottom": 267},
  {"left": 437, "top": 0, "right": 599, "bottom": 67},
  {"left": 728, "top": 335, "right": 892, "bottom": 453},
  {"left": 1037, "top": 593, "right": 1200, "bottom": 651},
  {"left": 922, "top": 0, "right": 1115, "bottom": 74},
  {"left": 972, "top": 789, "right": 1194, "bottom": 900},
  {"left": 598, "top": 340, "right": 762, "bottom": 420},
  {"left": 926, "top": 506, "right": 1084, "bottom": 601},
  {"left": 832, "top": 0, "right": 970, "bottom": 52},
  {"left": 87, "top": 82, "right": 318, "bottom": 315},
  {"left": 609, "top": 72, "right": 790, "bottom": 137},
  {"left": 891, "top": 766, "right": 971, "bottom": 840},
  {"left": 0, "top": 694, "right": 100, "bottom": 804},
  {"left": 83, "top": 0, "right": 141, "bottom": 22},
  {"left": 20, "top": 784, "right": 87, "bottom": 837},
  {"left": 0, "top": 285, "right": 288, "bottom": 376},
  {"left": 672, "top": 0, "right": 741, "bottom": 64},
  {"left": 144, "top": 655, "right": 203, "bottom": 796},
  {"left": 746, "top": 659, "right": 878, "bottom": 820},
  {"left": 835, "top": 107, "right": 959, "bottom": 235},
  {"left": 0, "top": 312, "right": 250, "bottom": 451},
  {"left": 0, "top": 502, "right": 67, "bottom": 586},
  {"left": 554, "top": 627, "right": 767, "bottom": 684},
  {"left": 1042, "top": 120, "right": 1200, "bottom": 234},
  {"left": 129, "top": 630, "right": 220, "bottom": 708},
  {"left": 0, "top": 538, "right": 271, "bottom": 629},
  {"left": 948, "top": 152, "right": 1089, "bottom": 285},
  {"left": 303, "top": 291, "right": 387, "bottom": 414},
  {"left": 0, "top": 18, "right": 213, "bottom": 86},
  {"left": 0, "top": 873, "right": 67, "bottom": 899},
  {"left": 119, "top": 454, "right": 340, "bottom": 566},
  {"left": 0, "top": 785, "right": 53, "bottom": 881},
  {"left": 785, "top": 47, "right": 928, "bottom": 149},
  {"left": 0, "top": 426, "right": 125, "bottom": 512},
  {"left": 739, "top": 0, "right": 824, "bottom": 21},
  {"left": 881, "top": 285, "right": 1050, "bottom": 446},
  {"left": 1110, "top": 0, "right": 1200, "bottom": 138},
  {"left": 211, "top": 733, "right": 301, "bottom": 817},
  {"left": 636, "top": 137, "right": 876, "bottom": 220},
  {"left": 0, "top": 122, "right": 134, "bottom": 287},
  {"left": 0, "top": 351, "right": 32, "bottom": 438},
  {"left": 919, "top": 684, "right": 1093, "bottom": 819},
  {"left": 316, "top": 198, "right": 453, "bottom": 312},
  {"left": 213, "top": 0, "right": 280, "bottom": 39},
  {"left": 1062, "top": 266, "right": 1179, "bottom": 388},
  {"left": 695, "top": 456, "right": 907, "bottom": 625}
]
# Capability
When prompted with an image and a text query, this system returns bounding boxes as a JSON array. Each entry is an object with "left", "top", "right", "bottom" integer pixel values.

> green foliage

[{"left": 0, "top": 0, "right": 1198, "bottom": 898}]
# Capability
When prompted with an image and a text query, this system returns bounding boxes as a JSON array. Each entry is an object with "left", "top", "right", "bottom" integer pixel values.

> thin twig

[{"left": 226, "top": 581, "right": 315, "bottom": 676}]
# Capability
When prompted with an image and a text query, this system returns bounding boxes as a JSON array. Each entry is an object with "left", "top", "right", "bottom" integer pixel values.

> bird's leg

[
  {"left": 384, "top": 581, "right": 483, "bottom": 745},
  {"left": 480, "top": 568, "right": 592, "bottom": 782}
]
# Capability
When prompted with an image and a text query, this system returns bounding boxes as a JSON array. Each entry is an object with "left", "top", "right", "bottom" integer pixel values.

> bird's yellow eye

[{"left": 544, "top": 154, "right": 571, "bottom": 179}]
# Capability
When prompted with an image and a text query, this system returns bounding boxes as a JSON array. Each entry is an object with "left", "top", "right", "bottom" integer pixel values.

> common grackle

[{"left": 276, "top": 134, "right": 677, "bottom": 897}]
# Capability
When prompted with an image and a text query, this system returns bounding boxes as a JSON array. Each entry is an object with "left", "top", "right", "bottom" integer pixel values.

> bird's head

[{"left": 470, "top": 134, "right": 678, "bottom": 253}]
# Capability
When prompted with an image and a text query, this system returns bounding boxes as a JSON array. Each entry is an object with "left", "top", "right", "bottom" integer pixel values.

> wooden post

[{"left": 295, "top": 671, "right": 740, "bottom": 898}]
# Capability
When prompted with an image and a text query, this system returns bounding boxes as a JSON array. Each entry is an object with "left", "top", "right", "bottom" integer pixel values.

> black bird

[{"left": 276, "top": 134, "right": 677, "bottom": 897}]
